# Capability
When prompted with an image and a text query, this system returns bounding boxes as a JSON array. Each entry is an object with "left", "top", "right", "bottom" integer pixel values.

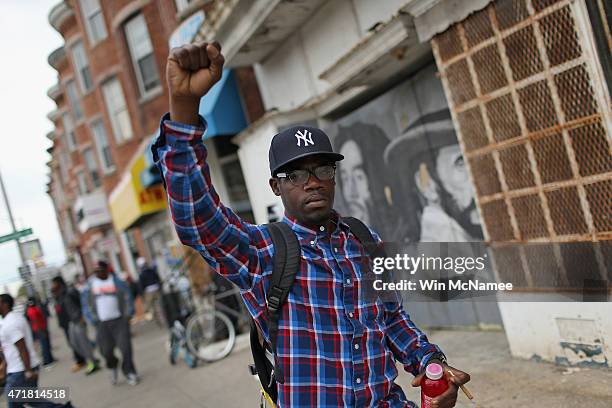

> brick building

[{"left": 45, "top": 0, "right": 263, "bottom": 280}]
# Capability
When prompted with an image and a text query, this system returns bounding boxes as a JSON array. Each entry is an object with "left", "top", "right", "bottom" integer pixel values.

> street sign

[{"left": 0, "top": 228, "right": 33, "bottom": 244}]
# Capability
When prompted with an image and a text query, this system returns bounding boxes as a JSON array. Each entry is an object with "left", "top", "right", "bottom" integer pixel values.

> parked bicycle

[
  {"left": 161, "top": 254, "right": 249, "bottom": 365},
  {"left": 184, "top": 277, "right": 249, "bottom": 363}
]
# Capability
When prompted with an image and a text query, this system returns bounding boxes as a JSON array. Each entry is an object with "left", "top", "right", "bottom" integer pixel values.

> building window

[
  {"left": 79, "top": 0, "right": 107, "bottom": 44},
  {"left": 175, "top": 0, "right": 193, "bottom": 12},
  {"left": 63, "top": 212, "right": 75, "bottom": 244},
  {"left": 91, "top": 120, "right": 115, "bottom": 172},
  {"left": 59, "top": 151, "right": 70, "bottom": 184},
  {"left": 62, "top": 113, "right": 77, "bottom": 151},
  {"left": 102, "top": 78, "right": 133, "bottom": 142},
  {"left": 71, "top": 40, "right": 93, "bottom": 93},
  {"left": 77, "top": 171, "right": 89, "bottom": 195},
  {"left": 213, "top": 137, "right": 255, "bottom": 223},
  {"left": 125, "top": 14, "right": 160, "bottom": 95},
  {"left": 66, "top": 80, "right": 83, "bottom": 120},
  {"left": 54, "top": 170, "right": 65, "bottom": 196},
  {"left": 83, "top": 148, "right": 101, "bottom": 188},
  {"left": 585, "top": 0, "right": 612, "bottom": 93}
]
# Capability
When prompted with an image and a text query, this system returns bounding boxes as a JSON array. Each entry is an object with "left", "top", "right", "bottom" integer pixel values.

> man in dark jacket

[
  {"left": 51, "top": 276, "right": 99, "bottom": 375},
  {"left": 136, "top": 257, "right": 163, "bottom": 326},
  {"left": 53, "top": 279, "right": 87, "bottom": 372}
]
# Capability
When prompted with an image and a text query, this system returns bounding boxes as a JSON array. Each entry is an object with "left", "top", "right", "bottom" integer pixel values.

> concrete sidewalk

[{"left": 4, "top": 321, "right": 611, "bottom": 407}]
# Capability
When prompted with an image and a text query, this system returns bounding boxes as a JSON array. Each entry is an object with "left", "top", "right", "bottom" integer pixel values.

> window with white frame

[
  {"left": 65, "top": 80, "right": 83, "bottom": 120},
  {"left": 71, "top": 41, "right": 93, "bottom": 93},
  {"left": 79, "top": 0, "right": 107, "bottom": 44},
  {"left": 54, "top": 170, "right": 65, "bottom": 197},
  {"left": 125, "top": 14, "right": 160, "bottom": 95},
  {"left": 59, "top": 152, "right": 69, "bottom": 185},
  {"left": 102, "top": 78, "right": 133, "bottom": 142},
  {"left": 63, "top": 212, "right": 75, "bottom": 244},
  {"left": 77, "top": 170, "right": 89, "bottom": 195},
  {"left": 83, "top": 148, "right": 101, "bottom": 188},
  {"left": 175, "top": 0, "right": 193, "bottom": 12},
  {"left": 62, "top": 113, "right": 77, "bottom": 151},
  {"left": 91, "top": 119, "right": 115, "bottom": 172}
]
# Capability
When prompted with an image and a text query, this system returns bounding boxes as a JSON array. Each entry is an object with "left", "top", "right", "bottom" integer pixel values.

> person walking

[
  {"left": 82, "top": 261, "right": 139, "bottom": 386},
  {"left": 0, "top": 294, "right": 74, "bottom": 408},
  {"left": 52, "top": 286, "right": 86, "bottom": 373},
  {"left": 152, "top": 41, "right": 471, "bottom": 407},
  {"left": 136, "top": 257, "right": 163, "bottom": 326},
  {"left": 24, "top": 297, "right": 55, "bottom": 368},
  {"left": 50, "top": 276, "right": 99, "bottom": 376}
]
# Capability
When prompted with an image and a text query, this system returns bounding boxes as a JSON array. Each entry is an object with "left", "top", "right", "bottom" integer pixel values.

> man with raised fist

[{"left": 153, "top": 41, "right": 470, "bottom": 407}]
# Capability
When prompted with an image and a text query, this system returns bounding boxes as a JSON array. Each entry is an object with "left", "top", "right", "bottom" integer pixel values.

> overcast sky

[{"left": 0, "top": 0, "right": 65, "bottom": 289}]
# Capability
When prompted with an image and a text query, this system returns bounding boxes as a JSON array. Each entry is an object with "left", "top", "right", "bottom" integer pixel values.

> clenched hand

[{"left": 166, "top": 41, "right": 225, "bottom": 125}]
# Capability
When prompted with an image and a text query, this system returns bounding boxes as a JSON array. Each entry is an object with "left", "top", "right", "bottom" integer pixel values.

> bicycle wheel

[
  {"left": 185, "top": 310, "right": 236, "bottom": 362},
  {"left": 169, "top": 335, "right": 179, "bottom": 365}
]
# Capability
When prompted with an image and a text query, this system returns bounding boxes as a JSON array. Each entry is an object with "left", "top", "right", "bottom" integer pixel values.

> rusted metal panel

[{"left": 431, "top": 0, "right": 611, "bottom": 290}]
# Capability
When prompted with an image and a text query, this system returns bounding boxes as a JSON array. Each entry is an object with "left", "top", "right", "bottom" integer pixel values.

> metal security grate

[{"left": 432, "top": 0, "right": 612, "bottom": 290}]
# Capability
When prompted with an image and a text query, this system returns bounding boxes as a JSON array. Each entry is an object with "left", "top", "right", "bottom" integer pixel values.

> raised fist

[{"left": 166, "top": 41, "right": 225, "bottom": 101}]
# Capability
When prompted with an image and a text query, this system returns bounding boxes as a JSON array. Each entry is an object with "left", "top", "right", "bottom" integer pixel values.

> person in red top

[{"left": 25, "top": 297, "right": 55, "bottom": 367}]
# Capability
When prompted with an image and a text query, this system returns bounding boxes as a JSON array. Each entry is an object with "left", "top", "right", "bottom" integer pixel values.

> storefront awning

[{"left": 198, "top": 69, "right": 247, "bottom": 139}]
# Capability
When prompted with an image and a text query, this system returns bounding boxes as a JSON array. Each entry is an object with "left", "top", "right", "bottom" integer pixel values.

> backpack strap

[
  {"left": 342, "top": 216, "right": 386, "bottom": 258},
  {"left": 264, "top": 221, "right": 300, "bottom": 384}
]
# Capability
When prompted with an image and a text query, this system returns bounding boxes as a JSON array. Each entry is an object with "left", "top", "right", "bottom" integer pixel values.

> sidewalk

[{"left": 4, "top": 321, "right": 611, "bottom": 407}]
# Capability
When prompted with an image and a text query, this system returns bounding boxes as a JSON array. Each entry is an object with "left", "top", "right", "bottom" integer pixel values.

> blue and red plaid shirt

[{"left": 153, "top": 114, "right": 444, "bottom": 407}]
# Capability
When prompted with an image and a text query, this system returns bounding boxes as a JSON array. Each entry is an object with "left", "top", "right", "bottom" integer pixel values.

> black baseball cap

[{"left": 269, "top": 125, "right": 344, "bottom": 176}]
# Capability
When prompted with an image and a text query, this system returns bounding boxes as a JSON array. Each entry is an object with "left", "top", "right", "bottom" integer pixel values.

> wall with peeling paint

[{"left": 499, "top": 302, "right": 611, "bottom": 368}]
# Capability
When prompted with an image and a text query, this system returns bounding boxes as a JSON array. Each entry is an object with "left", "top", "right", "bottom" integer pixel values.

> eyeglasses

[{"left": 276, "top": 165, "right": 336, "bottom": 186}]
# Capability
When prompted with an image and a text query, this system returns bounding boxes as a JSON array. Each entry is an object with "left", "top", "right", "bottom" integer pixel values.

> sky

[{"left": 0, "top": 0, "right": 66, "bottom": 289}]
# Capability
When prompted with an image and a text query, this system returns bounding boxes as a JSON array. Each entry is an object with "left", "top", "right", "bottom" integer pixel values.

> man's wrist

[
  {"left": 425, "top": 352, "right": 448, "bottom": 368},
  {"left": 169, "top": 96, "right": 201, "bottom": 126}
]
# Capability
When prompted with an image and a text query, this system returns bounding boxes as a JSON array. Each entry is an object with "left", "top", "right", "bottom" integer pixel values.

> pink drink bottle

[{"left": 420, "top": 363, "right": 449, "bottom": 408}]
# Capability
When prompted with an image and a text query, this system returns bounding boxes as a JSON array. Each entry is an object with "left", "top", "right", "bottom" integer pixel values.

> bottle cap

[{"left": 425, "top": 362, "right": 444, "bottom": 380}]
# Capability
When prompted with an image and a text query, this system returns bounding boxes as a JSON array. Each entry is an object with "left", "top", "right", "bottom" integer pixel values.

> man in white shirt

[
  {"left": 81, "top": 262, "right": 138, "bottom": 386},
  {"left": 0, "top": 294, "right": 73, "bottom": 408}
]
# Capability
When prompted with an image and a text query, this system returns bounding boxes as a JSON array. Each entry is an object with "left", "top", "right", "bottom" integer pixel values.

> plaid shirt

[{"left": 153, "top": 114, "right": 444, "bottom": 407}]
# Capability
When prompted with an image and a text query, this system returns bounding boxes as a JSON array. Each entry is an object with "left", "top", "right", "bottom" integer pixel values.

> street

[{"left": 3, "top": 319, "right": 611, "bottom": 407}]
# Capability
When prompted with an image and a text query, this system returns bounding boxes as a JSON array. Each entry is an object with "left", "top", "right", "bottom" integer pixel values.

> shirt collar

[{"left": 281, "top": 210, "right": 350, "bottom": 241}]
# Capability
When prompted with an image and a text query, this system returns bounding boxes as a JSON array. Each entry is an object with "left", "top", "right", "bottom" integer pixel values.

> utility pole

[
  {"left": 0, "top": 166, "right": 33, "bottom": 294},
  {"left": 0, "top": 167, "right": 27, "bottom": 263}
]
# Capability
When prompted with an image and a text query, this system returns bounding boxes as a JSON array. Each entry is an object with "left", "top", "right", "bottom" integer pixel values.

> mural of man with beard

[
  {"left": 385, "top": 111, "right": 483, "bottom": 242},
  {"left": 333, "top": 122, "right": 415, "bottom": 244}
]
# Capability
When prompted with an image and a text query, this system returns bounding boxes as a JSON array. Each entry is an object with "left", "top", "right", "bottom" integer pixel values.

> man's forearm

[
  {"left": 385, "top": 304, "right": 444, "bottom": 375},
  {"left": 15, "top": 339, "right": 31, "bottom": 371}
]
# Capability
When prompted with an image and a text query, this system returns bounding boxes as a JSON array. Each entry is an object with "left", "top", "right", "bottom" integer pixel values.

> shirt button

[
  {"left": 334, "top": 248, "right": 338, "bottom": 253},
  {"left": 346, "top": 279, "right": 351, "bottom": 285},
  {"left": 354, "top": 344, "right": 359, "bottom": 350},
  {"left": 356, "top": 378, "right": 361, "bottom": 384},
  {"left": 310, "top": 241, "right": 315, "bottom": 247},
  {"left": 319, "top": 226, "right": 325, "bottom": 232},
  {"left": 348, "top": 312, "right": 354, "bottom": 318}
]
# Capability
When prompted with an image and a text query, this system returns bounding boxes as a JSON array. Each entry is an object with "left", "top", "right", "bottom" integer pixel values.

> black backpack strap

[
  {"left": 249, "top": 318, "right": 277, "bottom": 401},
  {"left": 264, "top": 221, "right": 300, "bottom": 384},
  {"left": 342, "top": 216, "right": 386, "bottom": 258}
]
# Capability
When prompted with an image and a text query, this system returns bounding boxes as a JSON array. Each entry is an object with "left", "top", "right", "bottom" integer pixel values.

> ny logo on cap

[{"left": 295, "top": 129, "right": 314, "bottom": 147}]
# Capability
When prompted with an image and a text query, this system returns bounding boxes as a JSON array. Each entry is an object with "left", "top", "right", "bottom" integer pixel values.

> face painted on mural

[
  {"left": 436, "top": 145, "right": 472, "bottom": 212},
  {"left": 339, "top": 140, "right": 371, "bottom": 225}
]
